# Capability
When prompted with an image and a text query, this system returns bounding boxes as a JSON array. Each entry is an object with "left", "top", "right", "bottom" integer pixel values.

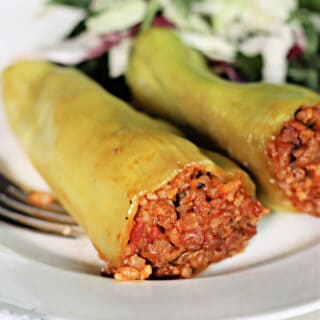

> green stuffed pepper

[
  {"left": 127, "top": 28, "right": 320, "bottom": 217},
  {"left": 1, "top": 61, "right": 267, "bottom": 280}
]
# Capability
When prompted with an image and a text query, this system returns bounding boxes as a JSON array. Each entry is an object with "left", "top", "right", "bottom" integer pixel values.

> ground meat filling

[
  {"left": 112, "top": 166, "right": 267, "bottom": 280},
  {"left": 268, "top": 106, "right": 320, "bottom": 217}
]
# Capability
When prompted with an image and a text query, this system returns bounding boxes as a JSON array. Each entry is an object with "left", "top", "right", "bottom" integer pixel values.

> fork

[{"left": 0, "top": 172, "right": 83, "bottom": 237}]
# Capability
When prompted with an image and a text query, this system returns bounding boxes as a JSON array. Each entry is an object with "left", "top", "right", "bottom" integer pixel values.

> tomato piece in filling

[
  {"left": 268, "top": 106, "right": 320, "bottom": 217},
  {"left": 110, "top": 165, "right": 267, "bottom": 280}
]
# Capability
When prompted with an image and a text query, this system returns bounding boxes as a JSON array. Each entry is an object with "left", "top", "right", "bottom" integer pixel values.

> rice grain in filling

[
  {"left": 103, "top": 165, "right": 267, "bottom": 280},
  {"left": 268, "top": 106, "right": 320, "bottom": 216}
]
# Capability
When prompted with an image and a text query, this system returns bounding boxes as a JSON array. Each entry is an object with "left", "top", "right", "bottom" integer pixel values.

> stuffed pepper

[
  {"left": 2, "top": 61, "right": 267, "bottom": 280},
  {"left": 127, "top": 28, "right": 320, "bottom": 217}
]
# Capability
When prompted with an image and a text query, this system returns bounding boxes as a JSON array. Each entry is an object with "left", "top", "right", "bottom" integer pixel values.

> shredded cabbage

[
  {"left": 45, "top": 0, "right": 311, "bottom": 83},
  {"left": 87, "top": 0, "right": 146, "bottom": 34},
  {"left": 109, "top": 38, "right": 133, "bottom": 78},
  {"left": 178, "top": 31, "right": 235, "bottom": 61}
]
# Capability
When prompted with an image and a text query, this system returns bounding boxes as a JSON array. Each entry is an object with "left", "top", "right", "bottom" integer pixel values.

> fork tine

[
  {"left": 0, "top": 172, "right": 83, "bottom": 237},
  {"left": 0, "top": 193, "right": 76, "bottom": 225},
  {"left": 7, "top": 185, "right": 67, "bottom": 214},
  {"left": 0, "top": 205, "right": 84, "bottom": 237}
]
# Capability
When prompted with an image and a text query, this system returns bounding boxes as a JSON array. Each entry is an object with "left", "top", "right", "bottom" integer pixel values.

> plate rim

[{"left": 0, "top": 240, "right": 319, "bottom": 320}]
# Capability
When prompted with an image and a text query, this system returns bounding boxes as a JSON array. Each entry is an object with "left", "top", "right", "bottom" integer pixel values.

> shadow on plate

[{"left": 0, "top": 220, "right": 103, "bottom": 276}]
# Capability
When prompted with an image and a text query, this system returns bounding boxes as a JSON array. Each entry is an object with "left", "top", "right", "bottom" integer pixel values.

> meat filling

[
  {"left": 268, "top": 106, "right": 320, "bottom": 216},
  {"left": 105, "top": 165, "right": 267, "bottom": 280}
]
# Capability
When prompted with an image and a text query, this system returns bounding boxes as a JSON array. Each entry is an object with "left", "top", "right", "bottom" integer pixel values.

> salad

[{"left": 34, "top": 0, "right": 320, "bottom": 100}]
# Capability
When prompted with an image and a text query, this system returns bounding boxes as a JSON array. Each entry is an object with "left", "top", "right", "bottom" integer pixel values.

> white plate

[{"left": 0, "top": 1, "right": 319, "bottom": 319}]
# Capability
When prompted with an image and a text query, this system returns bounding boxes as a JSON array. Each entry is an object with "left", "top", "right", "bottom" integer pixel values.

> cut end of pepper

[
  {"left": 102, "top": 165, "right": 268, "bottom": 280},
  {"left": 268, "top": 106, "right": 320, "bottom": 217}
]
